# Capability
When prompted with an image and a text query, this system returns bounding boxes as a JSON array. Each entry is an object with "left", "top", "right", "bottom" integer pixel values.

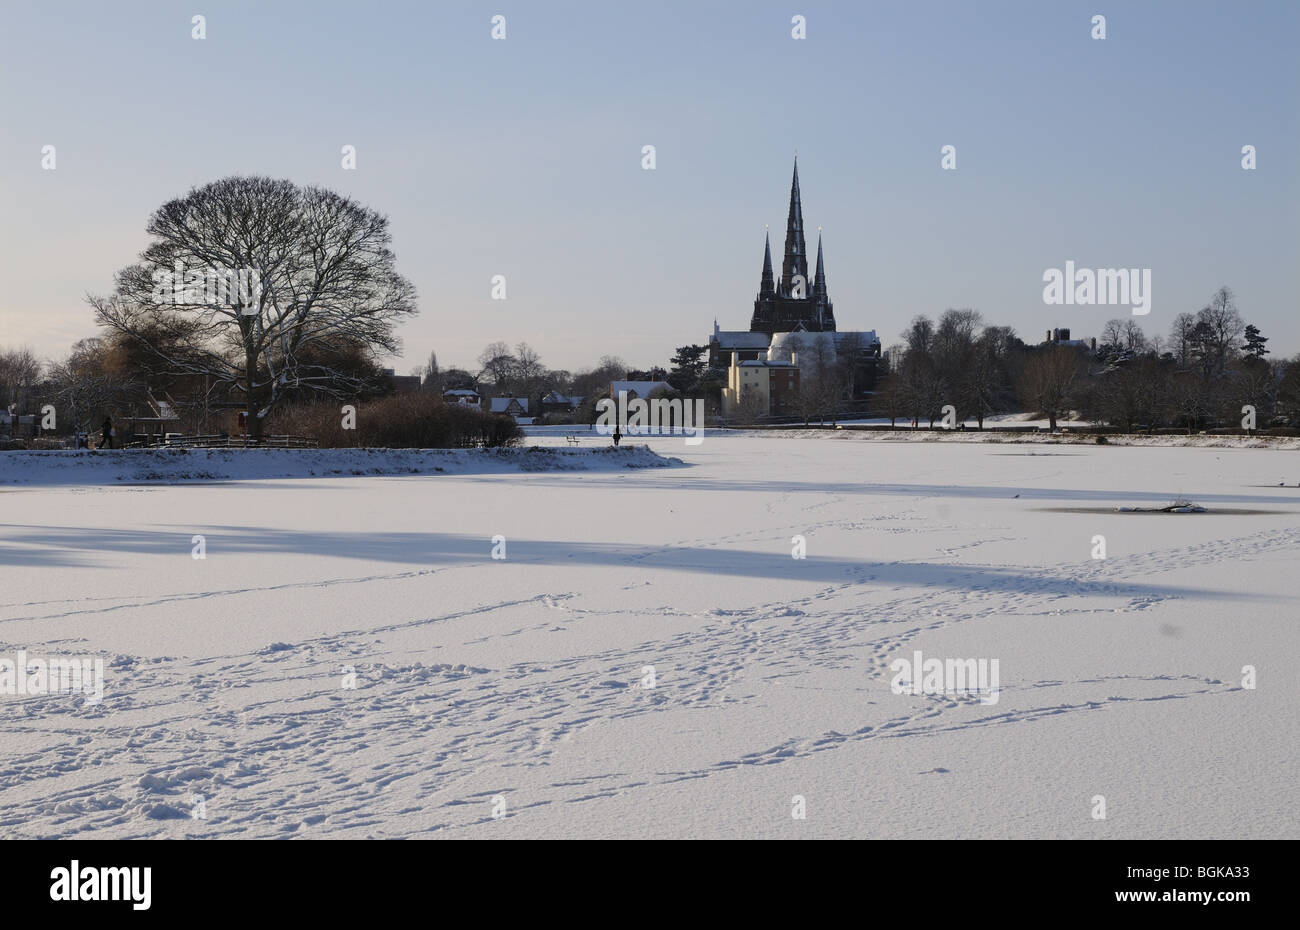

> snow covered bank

[
  {"left": 736, "top": 428, "right": 1300, "bottom": 450},
  {"left": 0, "top": 445, "right": 682, "bottom": 485}
]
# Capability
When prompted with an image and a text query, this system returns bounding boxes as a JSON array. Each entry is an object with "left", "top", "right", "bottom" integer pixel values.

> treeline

[
  {"left": 878, "top": 287, "right": 1297, "bottom": 432},
  {"left": 0, "top": 333, "right": 398, "bottom": 437}
]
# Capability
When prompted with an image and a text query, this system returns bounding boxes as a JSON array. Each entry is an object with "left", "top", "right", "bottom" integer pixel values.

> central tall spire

[{"left": 780, "top": 156, "right": 808, "bottom": 295}]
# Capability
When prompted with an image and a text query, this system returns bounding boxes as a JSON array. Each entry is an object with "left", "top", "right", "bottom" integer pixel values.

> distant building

[
  {"left": 721, "top": 352, "right": 799, "bottom": 418},
  {"left": 443, "top": 388, "right": 482, "bottom": 406},
  {"left": 706, "top": 158, "right": 881, "bottom": 395},
  {"left": 540, "top": 391, "right": 583, "bottom": 415},
  {"left": 488, "top": 397, "right": 530, "bottom": 418},
  {"left": 707, "top": 326, "right": 773, "bottom": 368},
  {"left": 1044, "top": 328, "right": 1096, "bottom": 351},
  {"left": 609, "top": 380, "right": 672, "bottom": 400},
  {"left": 126, "top": 389, "right": 183, "bottom": 441},
  {"left": 382, "top": 369, "right": 422, "bottom": 394}
]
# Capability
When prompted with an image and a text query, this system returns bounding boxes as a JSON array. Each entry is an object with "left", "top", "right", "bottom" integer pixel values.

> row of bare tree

[{"left": 875, "top": 290, "right": 1293, "bottom": 431}]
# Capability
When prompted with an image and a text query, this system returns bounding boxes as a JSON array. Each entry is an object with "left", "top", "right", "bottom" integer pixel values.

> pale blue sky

[{"left": 2, "top": 0, "right": 1296, "bottom": 372}]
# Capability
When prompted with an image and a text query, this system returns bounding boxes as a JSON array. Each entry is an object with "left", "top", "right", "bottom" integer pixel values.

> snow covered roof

[
  {"left": 489, "top": 397, "right": 529, "bottom": 413},
  {"left": 711, "top": 331, "right": 772, "bottom": 349},
  {"left": 541, "top": 391, "right": 582, "bottom": 405},
  {"left": 443, "top": 389, "right": 479, "bottom": 397}
]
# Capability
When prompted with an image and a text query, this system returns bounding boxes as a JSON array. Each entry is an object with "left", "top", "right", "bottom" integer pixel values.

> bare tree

[
  {"left": 514, "top": 342, "right": 546, "bottom": 389},
  {"left": 1168, "top": 312, "right": 1196, "bottom": 368},
  {"left": 1172, "top": 370, "right": 1217, "bottom": 431},
  {"left": 903, "top": 315, "right": 935, "bottom": 356},
  {"left": 964, "top": 332, "right": 1004, "bottom": 428},
  {"left": 47, "top": 338, "right": 131, "bottom": 432},
  {"left": 91, "top": 176, "right": 416, "bottom": 438},
  {"left": 735, "top": 390, "right": 768, "bottom": 426},
  {"left": 877, "top": 371, "right": 904, "bottom": 427},
  {"left": 1195, "top": 286, "right": 1245, "bottom": 375},
  {"left": 1100, "top": 318, "right": 1126, "bottom": 352},
  {"left": 1277, "top": 355, "right": 1300, "bottom": 426},
  {"left": 477, "top": 341, "right": 517, "bottom": 391},
  {"left": 1121, "top": 319, "right": 1148, "bottom": 355},
  {"left": 834, "top": 331, "right": 864, "bottom": 398},
  {"left": 1091, "top": 356, "right": 1171, "bottom": 431},
  {"left": 1018, "top": 347, "right": 1086, "bottom": 430},
  {"left": 933, "top": 308, "right": 982, "bottom": 417},
  {"left": 0, "top": 347, "right": 42, "bottom": 413}
]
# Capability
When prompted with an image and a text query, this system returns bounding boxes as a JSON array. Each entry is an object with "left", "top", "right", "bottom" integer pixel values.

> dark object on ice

[
  {"left": 1095, "top": 435, "right": 1109, "bottom": 444},
  {"left": 100, "top": 417, "right": 114, "bottom": 450},
  {"left": 1117, "top": 498, "right": 1206, "bottom": 514}
]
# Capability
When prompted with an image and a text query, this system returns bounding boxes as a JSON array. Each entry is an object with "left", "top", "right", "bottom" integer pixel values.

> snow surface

[{"left": 1, "top": 433, "right": 1296, "bottom": 838}]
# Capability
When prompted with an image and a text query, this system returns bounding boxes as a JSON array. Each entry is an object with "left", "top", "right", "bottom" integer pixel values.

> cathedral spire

[
  {"left": 781, "top": 156, "right": 808, "bottom": 295},
  {"left": 759, "top": 228, "right": 775, "bottom": 297},
  {"left": 813, "top": 229, "right": 826, "bottom": 298}
]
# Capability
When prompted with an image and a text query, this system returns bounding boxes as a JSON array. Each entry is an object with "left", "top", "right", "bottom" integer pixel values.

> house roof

[
  {"left": 541, "top": 391, "right": 582, "bottom": 405},
  {"left": 711, "top": 331, "right": 772, "bottom": 349},
  {"left": 443, "top": 389, "right": 479, "bottom": 397},
  {"left": 489, "top": 397, "right": 530, "bottom": 413}
]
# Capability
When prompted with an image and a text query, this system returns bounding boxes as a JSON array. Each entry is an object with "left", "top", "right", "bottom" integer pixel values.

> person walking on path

[
  {"left": 612, "top": 425, "right": 622, "bottom": 447},
  {"left": 100, "top": 416, "right": 114, "bottom": 450}
]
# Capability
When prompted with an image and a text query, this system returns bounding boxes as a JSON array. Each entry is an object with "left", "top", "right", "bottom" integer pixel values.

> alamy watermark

[
  {"left": 889, "top": 650, "right": 1000, "bottom": 704},
  {"left": 1042, "top": 261, "right": 1151, "bottom": 315},
  {"left": 595, "top": 391, "right": 705, "bottom": 445},
  {"left": 151, "top": 261, "right": 262, "bottom": 313},
  {"left": 0, "top": 650, "right": 104, "bottom": 705}
]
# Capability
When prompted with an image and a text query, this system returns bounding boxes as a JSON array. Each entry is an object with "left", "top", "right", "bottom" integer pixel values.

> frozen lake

[{"left": 1, "top": 434, "right": 1296, "bottom": 837}]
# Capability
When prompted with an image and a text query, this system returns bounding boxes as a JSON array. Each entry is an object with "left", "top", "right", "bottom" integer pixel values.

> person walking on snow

[
  {"left": 612, "top": 425, "right": 622, "bottom": 447},
  {"left": 100, "top": 416, "right": 114, "bottom": 450}
]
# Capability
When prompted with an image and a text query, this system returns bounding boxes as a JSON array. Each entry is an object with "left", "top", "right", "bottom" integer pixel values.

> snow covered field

[{"left": 1, "top": 435, "right": 1296, "bottom": 838}]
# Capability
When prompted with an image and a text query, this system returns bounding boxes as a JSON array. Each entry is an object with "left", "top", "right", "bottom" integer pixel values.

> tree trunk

[{"left": 245, "top": 345, "right": 262, "bottom": 442}]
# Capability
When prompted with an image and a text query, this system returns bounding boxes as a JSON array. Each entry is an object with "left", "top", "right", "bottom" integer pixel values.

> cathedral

[
  {"left": 709, "top": 158, "right": 880, "bottom": 396},
  {"left": 750, "top": 155, "right": 835, "bottom": 334}
]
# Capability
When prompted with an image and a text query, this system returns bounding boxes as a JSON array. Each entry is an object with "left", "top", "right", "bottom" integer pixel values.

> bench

[{"left": 565, "top": 434, "right": 580, "bottom": 446}]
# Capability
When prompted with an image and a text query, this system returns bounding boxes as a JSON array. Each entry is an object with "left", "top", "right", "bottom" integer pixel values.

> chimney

[{"left": 1046, "top": 329, "right": 1052, "bottom": 344}]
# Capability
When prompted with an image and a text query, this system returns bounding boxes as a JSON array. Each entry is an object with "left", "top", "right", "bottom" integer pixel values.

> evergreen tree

[{"left": 1243, "top": 324, "right": 1270, "bottom": 360}]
